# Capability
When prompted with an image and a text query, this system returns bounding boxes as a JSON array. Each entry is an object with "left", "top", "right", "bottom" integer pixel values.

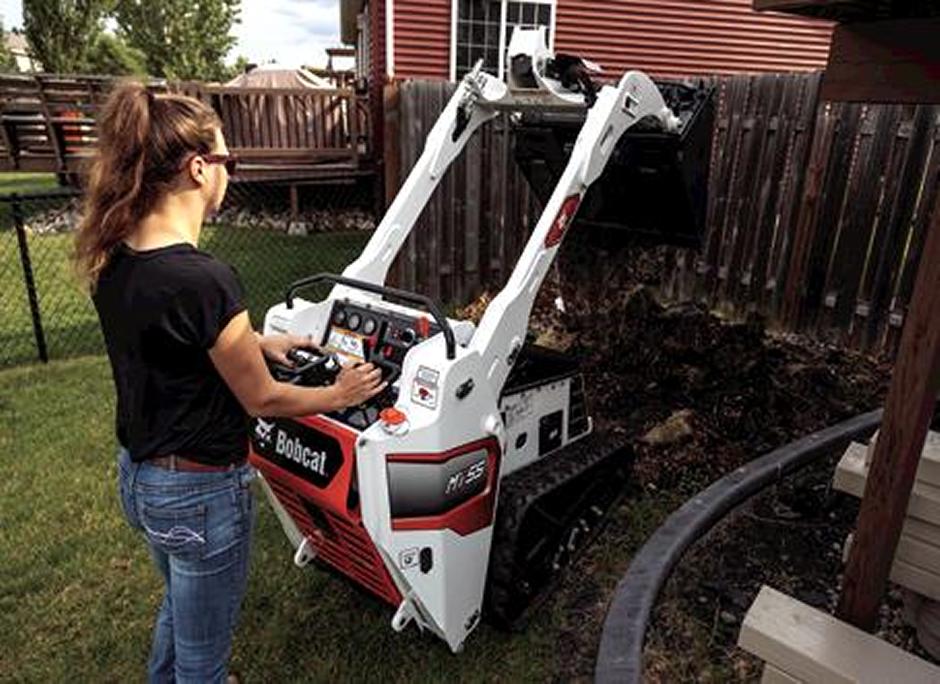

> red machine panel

[{"left": 249, "top": 415, "right": 402, "bottom": 606}]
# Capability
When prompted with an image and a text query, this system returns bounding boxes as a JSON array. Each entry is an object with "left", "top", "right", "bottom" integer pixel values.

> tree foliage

[
  {"left": 22, "top": 0, "right": 241, "bottom": 79},
  {"left": 83, "top": 32, "right": 146, "bottom": 76},
  {"left": 0, "top": 22, "right": 18, "bottom": 72},
  {"left": 226, "top": 55, "right": 251, "bottom": 80},
  {"left": 114, "top": 0, "right": 241, "bottom": 81},
  {"left": 23, "top": 0, "right": 112, "bottom": 73}
]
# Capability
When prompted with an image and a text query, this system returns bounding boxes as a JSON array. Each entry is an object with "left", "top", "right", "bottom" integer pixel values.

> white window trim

[
  {"left": 549, "top": 0, "right": 557, "bottom": 52},
  {"left": 449, "top": 0, "right": 458, "bottom": 82},
  {"left": 497, "top": 0, "right": 508, "bottom": 83},
  {"left": 449, "top": 0, "right": 557, "bottom": 82},
  {"left": 386, "top": 0, "right": 395, "bottom": 78}
]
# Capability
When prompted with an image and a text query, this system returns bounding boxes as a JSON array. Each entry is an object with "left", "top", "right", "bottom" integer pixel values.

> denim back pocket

[{"left": 140, "top": 503, "right": 208, "bottom": 561}]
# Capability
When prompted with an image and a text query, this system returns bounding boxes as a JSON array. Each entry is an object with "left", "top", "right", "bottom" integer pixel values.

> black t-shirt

[{"left": 93, "top": 243, "right": 249, "bottom": 465}]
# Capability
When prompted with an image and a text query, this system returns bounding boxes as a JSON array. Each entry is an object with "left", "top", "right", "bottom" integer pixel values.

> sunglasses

[{"left": 200, "top": 153, "right": 238, "bottom": 175}]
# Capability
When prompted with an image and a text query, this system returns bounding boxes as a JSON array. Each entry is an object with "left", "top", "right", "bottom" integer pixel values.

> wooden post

[
  {"left": 347, "top": 91, "right": 359, "bottom": 166},
  {"left": 289, "top": 184, "right": 299, "bottom": 224},
  {"left": 383, "top": 81, "right": 401, "bottom": 209},
  {"left": 0, "top": 119, "right": 19, "bottom": 170},
  {"left": 382, "top": 80, "right": 403, "bottom": 287},
  {"left": 34, "top": 76, "right": 67, "bottom": 183},
  {"left": 779, "top": 98, "right": 832, "bottom": 327},
  {"left": 837, "top": 185, "right": 940, "bottom": 629}
]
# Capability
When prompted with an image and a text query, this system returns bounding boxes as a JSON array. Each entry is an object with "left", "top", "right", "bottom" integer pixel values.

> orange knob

[{"left": 380, "top": 407, "right": 407, "bottom": 425}]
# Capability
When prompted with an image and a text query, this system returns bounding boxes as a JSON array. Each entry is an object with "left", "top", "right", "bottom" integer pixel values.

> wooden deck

[
  {"left": 0, "top": 74, "right": 118, "bottom": 176},
  {"left": 175, "top": 82, "right": 374, "bottom": 181},
  {"left": 0, "top": 74, "right": 375, "bottom": 183}
]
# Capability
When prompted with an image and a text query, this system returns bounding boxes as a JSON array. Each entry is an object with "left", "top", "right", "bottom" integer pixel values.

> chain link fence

[{"left": 0, "top": 177, "right": 377, "bottom": 368}]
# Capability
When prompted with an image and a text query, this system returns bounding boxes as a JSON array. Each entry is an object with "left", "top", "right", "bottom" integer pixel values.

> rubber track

[{"left": 485, "top": 431, "right": 633, "bottom": 628}]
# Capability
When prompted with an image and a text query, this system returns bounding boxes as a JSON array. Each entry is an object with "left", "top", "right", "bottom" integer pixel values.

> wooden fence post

[
  {"left": 836, "top": 184, "right": 940, "bottom": 629},
  {"left": 780, "top": 102, "right": 833, "bottom": 327},
  {"left": 347, "top": 90, "right": 359, "bottom": 166},
  {"left": 383, "top": 81, "right": 401, "bottom": 209}
]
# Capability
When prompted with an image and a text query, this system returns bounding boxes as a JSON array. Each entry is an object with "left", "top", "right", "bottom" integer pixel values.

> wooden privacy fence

[
  {"left": 663, "top": 73, "right": 940, "bottom": 355},
  {"left": 385, "top": 80, "right": 543, "bottom": 306},
  {"left": 386, "top": 74, "right": 940, "bottom": 356}
]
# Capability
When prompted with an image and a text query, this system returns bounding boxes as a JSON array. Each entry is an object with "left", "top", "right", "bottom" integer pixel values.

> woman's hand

[
  {"left": 331, "top": 363, "right": 386, "bottom": 408},
  {"left": 257, "top": 332, "right": 317, "bottom": 366}
]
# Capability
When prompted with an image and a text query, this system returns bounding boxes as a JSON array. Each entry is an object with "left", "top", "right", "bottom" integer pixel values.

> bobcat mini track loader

[{"left": 248, "top": 29, "right": 713, "bottom": 652}]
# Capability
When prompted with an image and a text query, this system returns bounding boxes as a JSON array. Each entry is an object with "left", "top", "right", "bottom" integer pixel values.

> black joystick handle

[
  {"left": 364, "top": 321, "right": 404, "bottom": 387},
  {"left": 365, "top": 344, "right": 402, "bottom": 387},
  {"left": 286, "top": 348, "right": 325, "bottom": 367},
  {"left": 269, "top": 348, "right": 341, "bottom": 386}
]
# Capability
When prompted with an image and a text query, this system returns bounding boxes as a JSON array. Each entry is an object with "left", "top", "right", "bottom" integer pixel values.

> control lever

[
  {"left": 365, "top": 321, "right": 402, "bottom": 388},
  {"left": 268, "top": 348, "right": 341, "bottom": 387},
  {"left": 366, "top": 345, "right": 402, "bottom": 387}
]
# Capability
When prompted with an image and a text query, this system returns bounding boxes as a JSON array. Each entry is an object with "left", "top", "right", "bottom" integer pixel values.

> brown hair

[{"left": 74, "top": 81, "right": 222, "bottom": 288}]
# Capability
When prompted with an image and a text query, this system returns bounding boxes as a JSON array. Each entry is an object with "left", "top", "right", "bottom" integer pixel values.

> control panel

[
  {"left": 262, "top": 298, "right": 443, "bottom": 430},
  {"left": 320, "top": 300, "right": 440, "bottom": 430},
  {"left": 324, "top": 300, "right": 437, "bottom": 375}
]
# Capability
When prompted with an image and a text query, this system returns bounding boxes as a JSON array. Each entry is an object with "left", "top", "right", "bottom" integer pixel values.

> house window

[{"left": 452, "top": 0, "right": 555, "bottom": 81}]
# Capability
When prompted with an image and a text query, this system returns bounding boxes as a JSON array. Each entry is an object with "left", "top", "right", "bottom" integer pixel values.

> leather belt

[{"left": 148, "top": 454, "right": 245, "bottom": 472}]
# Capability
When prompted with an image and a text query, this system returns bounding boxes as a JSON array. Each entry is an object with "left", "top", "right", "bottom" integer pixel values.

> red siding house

[
  {"left": 340, "top": 0, "right": 834, "bottom": 197},
  {"left": 340, "top": 0, "right": 834, "bottom": 86}
]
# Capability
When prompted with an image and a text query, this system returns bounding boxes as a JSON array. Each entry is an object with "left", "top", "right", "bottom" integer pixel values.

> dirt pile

[{"left": 526, "top": 265, "right": 888, "bottom": 491}]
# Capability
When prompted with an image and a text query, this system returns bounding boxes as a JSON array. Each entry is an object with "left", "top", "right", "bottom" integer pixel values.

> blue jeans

[{"left": 118, "top": 448, "right": 256, "bottom": 684}]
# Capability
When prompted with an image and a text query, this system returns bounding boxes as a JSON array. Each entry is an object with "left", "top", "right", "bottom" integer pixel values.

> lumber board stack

[
  {"left": 737, "top": 585, "right": 940, "bottom": 683},
  {"left": 835, "top": 431, "right": 940, "bottom": 657}
]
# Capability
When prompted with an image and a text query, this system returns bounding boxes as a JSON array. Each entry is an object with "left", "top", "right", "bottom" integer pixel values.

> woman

[{"left": 75, "top": 83, "right": 385, "bottom": 683}]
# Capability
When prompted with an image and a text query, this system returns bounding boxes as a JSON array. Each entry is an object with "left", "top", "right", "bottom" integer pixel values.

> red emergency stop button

[{"left": 380, "top": 407, "right": 407, "bottom": 426}]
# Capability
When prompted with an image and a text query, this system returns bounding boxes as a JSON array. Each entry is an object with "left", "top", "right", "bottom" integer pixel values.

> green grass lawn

[
  {"left": 1, "top": 225, "right": 371, "bottom": 367},
  {"left": 0, "top": 172, "right": 60, "bottom": 196},
  {"left": 0, "top": 355, "right": 674, "bottom": 681},
  {"left": 0, "top": 173, "right": 65, "bottom": 228},
  {"left": 0, "top": 216, "right": 677, "bottom": 678}
]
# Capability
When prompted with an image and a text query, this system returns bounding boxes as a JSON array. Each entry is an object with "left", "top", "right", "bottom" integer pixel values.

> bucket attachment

[{"left": 512, "top": 79, "right": 715, "bottom": 249}]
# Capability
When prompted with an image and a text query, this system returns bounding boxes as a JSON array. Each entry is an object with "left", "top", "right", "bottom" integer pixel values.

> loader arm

[
  {"left": 469, "top": 70, "right": 678, "bottom": 391},
  {"left": 338, "top": 65, "right": 506, "bottom": 297}
]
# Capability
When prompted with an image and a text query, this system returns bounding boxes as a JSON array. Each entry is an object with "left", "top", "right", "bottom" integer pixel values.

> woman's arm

[{"left": 209, "top": 312, "right": 385, "bottom": 418}]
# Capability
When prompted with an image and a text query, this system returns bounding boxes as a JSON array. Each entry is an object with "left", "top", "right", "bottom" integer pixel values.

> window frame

[{"left": 449, "top": 0, "right": 557, "bottom": 82}]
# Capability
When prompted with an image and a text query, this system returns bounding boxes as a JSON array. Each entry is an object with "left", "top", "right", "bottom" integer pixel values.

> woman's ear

[{"left": 186, "top": 154, "right": 208, "bottom": 187}]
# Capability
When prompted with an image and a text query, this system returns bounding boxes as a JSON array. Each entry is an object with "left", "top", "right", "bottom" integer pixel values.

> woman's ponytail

[{"left": 74, "top": 81, "right": 221, "bottom": 288}]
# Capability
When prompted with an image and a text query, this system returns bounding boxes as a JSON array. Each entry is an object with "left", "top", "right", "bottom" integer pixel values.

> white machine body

[{"left": 249, "top": 30, "right": 678, "bottom": 652}]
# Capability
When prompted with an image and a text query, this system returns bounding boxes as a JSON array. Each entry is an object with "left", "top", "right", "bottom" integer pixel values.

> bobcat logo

[{"left": 254, "top": 418, "right": 275, "bottom": 449}]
